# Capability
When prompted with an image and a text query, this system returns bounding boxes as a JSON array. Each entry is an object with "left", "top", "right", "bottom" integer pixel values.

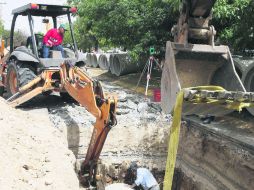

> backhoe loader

[
  {"left": 0, "top": 4, "right": 117, "bottom": 188},
  {"left": 161, "top": 0, "right": 250, "bottom": 116}
]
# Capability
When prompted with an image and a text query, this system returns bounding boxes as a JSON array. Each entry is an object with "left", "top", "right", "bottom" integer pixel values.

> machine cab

[{"left": 9, "top": 3, "right": 80, "bottom": 69}]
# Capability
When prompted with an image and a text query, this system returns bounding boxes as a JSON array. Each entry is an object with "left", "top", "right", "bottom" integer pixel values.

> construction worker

[
  {"left": 126, "top": 162, "right": 160, "bottom": 190},
  {"left": 42, "top": 24, "right": 67, "bottom": 58}
]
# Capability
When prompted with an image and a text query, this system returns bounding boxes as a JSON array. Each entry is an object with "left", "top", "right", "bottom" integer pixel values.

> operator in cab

[
  {"left": 125, "top": 162, "right": 160, "bottom": 190},
  {"left": 42, "top": 24, "right": 67, "bottom": 58}
]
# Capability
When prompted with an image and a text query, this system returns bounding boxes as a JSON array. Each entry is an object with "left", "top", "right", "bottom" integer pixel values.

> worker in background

[
  {"left": 42, "top": 24, "right": 67, "bottom": 58},
  {"left": 125, "top": 162, "right": 160, "bottom": 190}
]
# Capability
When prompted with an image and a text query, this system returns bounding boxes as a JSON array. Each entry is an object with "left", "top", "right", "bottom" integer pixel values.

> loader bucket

[{"left": 161, "top": 41, "right": 246, "bottom": 116}]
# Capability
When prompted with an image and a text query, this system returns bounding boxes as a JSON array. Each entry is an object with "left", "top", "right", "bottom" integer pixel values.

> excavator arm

[
  {"left": 161, "top": 0, "right": 246, "bottom": 116},
  {"left": 173, "top": 0, "right": 217, "bottom": 45},
  {"left": 60, "top": 63, "right": 117, "bottom": 186},
  {"left": 6, "top": 61, "right": 117, "bottom": 187}
]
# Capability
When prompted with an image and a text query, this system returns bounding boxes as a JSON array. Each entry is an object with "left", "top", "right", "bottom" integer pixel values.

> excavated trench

[
  {"left": 16, "top": 68, "right": 254, "bottom": 190},
  {"left": 173, "top": 114, "right": 254, "bottom": 190},
  {"left": 47, "top": 81, "right": 170, "bottom": 189},
  {"left": 46, "top": 82, "right": 253, "bottom": 189}
]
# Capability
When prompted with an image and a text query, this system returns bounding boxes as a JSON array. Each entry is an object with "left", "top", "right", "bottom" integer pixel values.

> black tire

[{"left": 6, "top": 61, "right": 36, "bottom": 97}]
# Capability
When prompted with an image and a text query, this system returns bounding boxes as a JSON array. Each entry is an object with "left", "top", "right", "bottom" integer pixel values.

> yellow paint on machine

[{"left": 163, "top": 90, "right": 183, "bottom": 190}]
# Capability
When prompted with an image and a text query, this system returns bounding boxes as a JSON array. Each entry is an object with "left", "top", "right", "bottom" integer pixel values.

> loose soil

[{"left": 0, "top": 98, "right": 80, "bottom": 190}]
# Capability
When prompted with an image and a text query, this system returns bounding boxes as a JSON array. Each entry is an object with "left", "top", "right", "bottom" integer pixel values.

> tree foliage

[
  {"left": 68, "top": 0, "right": 176, "bottom": 57},
  {"left": 213, "top": 0, "right": 254, "bottom": 51},
  {"left": 63, "top": 19, "right": 97, "bottom": 52},
  {"left": 67, "top": 0, "right": 254, "bottom": 55},
  {"left": 1, "top": 29, "right": 27, "bottom": 48}
]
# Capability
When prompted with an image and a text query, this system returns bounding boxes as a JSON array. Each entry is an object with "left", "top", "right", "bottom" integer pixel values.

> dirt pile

[{"left": 0, "top": 98, "right": 80, "bottom": 190}]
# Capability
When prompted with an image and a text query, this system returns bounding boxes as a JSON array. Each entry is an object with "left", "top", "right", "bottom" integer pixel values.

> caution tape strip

[{"left": 163, "top": 86, "right": 254, "bottom": 190}]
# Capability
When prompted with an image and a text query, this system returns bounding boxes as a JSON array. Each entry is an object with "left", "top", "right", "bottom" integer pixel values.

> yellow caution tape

[
  {"left": 163, "top": 86, "right": 254, "bottom": 190},
  {"left": 163, "top": 89, "right": 183, "bottom": 190}
]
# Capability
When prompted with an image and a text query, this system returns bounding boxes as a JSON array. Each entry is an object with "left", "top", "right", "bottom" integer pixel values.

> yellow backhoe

[{"left": 0, "top": 4, "right": 117, "bottom": 188}]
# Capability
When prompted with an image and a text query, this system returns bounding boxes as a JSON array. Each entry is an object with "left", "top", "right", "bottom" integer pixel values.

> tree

[
  {"left": 63, "top": 19, "right": 98, "bottom": 52},
  {"left": 160, "top": 0, "right": 254, "bottom": 51},
  {"left": 68, "top": 0, "right": 176, "bottom": 58},
  {"left": 68, "top": 0, "right": 254, "bottom": 55},
  {"left": 212, "top": 0, "right": 254, "bottom": 51},
  {"left": 2, "top": 29, "right": 27, "bottom": 48}
]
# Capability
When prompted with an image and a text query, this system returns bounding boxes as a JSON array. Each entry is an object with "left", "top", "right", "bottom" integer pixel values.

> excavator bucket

[
  {"left": 161, "top": 42, "right": 245, "bottom": 116},
  {"left": 161, "top": 0, "right": 246, "bottom": 116}
]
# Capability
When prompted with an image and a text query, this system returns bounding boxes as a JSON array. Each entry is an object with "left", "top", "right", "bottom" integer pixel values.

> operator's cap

[{"left": 59, "top": 24, "right": 68, "bottom": 31}]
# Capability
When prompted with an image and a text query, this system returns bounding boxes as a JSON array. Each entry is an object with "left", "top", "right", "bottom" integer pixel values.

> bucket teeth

[{"left": 182, "top": 89, "right": 254, "bottom": 104}]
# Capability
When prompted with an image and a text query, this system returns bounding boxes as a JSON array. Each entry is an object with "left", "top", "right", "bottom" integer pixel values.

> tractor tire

[{"left": 6, "top": 61, "right": 36, "bottom": 97}]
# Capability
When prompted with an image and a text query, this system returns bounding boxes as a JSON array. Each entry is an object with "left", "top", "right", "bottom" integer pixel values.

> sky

[{"left": 1, "top": 0, "right": 67, "bottom": 34}]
